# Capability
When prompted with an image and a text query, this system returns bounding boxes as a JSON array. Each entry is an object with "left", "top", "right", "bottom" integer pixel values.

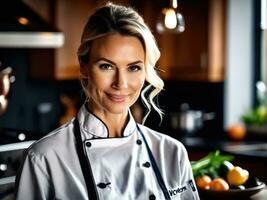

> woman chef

[{"left": 15, "top": 3, "right": 200, "bottom": 200}]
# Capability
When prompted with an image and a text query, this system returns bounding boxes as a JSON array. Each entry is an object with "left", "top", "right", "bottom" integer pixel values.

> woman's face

[{"left": 82, "top": 33, "right": 146, "bottom": 116}]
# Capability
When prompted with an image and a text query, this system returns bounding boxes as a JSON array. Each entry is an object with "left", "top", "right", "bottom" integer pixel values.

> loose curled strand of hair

[{"left": 141, "top": 85, "right": 164, "bottom": 125}]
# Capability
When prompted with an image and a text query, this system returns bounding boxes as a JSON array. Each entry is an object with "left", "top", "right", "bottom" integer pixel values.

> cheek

[
  {"left": 131, "top": 75, "right": 145, "bottom": 92},
  {"left": 88, "top": 70, "right": 109, "bottom": 91}
]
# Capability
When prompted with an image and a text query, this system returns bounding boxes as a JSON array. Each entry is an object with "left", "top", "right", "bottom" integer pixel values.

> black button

[
  {"left": 85, "top": 141, "right": 91, "bottom": 147},
  {"left": 136, "top": 139, "right": 142, "bottom": 145},
  {"left": 149, "top": 194, "right": 156, "bottom": 200},
  {"left": 143, "top": 161, "right": 151, "bottom": 168},
  {"left": 97, "top": 182, "right": 111, "bottom": 189}
]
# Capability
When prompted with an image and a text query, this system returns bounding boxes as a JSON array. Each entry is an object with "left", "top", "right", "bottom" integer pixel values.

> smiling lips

[{"left": 107, "top": 93, "right": 128, "bottom": 103}]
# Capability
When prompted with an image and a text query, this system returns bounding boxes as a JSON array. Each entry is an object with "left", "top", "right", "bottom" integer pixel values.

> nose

[{"left": 112, "top": 70, "right": 128, "bottom": 89}]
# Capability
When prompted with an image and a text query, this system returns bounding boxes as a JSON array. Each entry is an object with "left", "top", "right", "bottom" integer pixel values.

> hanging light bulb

[
  {"left": 164, "top": 8, "right": 177, "bottom": 29},
  {"left": 156, "top": 0, "right": 185, "bottom": 34},
  {"left": 172, "top": 0, "right": 177, "bottom": 8}
]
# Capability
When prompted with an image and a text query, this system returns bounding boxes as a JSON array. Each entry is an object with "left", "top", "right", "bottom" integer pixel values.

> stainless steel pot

[
  {"left": 170, "top": 103, "right": 215, "bottom": 135},
  {"left": 0, "top": 64, "right": 13, "bottom": 115}
]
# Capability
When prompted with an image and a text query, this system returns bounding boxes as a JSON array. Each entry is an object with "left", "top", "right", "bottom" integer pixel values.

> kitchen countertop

[{"left": 181, "top": 136, "right": 267, "bottom": 160}]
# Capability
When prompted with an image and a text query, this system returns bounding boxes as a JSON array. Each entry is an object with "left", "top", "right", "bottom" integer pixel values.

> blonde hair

[{"left": 77, "top": 2, "right": 164, "bottom": 123}]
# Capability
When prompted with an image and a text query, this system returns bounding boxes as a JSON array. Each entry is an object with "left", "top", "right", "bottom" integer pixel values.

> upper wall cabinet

[
  {"left": 27, "top": 0, "right": 226, "bottom": 82},
  {"left": 25, "top": 0, "right": 98, "bottom": 80},
  {"left": 138, "top": 0, "right": 226, "bottom": 82}
]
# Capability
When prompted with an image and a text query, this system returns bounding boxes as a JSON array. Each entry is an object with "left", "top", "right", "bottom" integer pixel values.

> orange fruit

[
  {"left": 196, "top": 175, "right": 212, "bottom": 189},
  {"left": 209, "top": 178, "right": 229, "bottom": 191},
  {"left": 227, "top": 124, "right": 246, "bottom": 141},
  {"left": 227, "top": 166, "right": 249, "bottom": 186}
]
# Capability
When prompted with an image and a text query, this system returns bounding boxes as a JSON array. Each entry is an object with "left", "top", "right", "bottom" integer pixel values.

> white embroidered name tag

[
  {"left": 169, "top": 185, "right": 187, "bottom": 197},
  {"left": 169, "top": 179, "right": 197, "bottom": 197}
]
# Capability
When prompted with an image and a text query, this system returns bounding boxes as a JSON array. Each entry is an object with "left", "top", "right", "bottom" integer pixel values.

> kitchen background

[
  {"left": 0, "top": 0, "right": 228, "bottom": 138},
  {"left": 0, "top": 0, "right": 262, "bottom": 146},
  {"left": 0, "top": 0, "right": 260, "bottom": 138},
  {"left": 1, "top": 0, "right": 267, "bottom": 198}
]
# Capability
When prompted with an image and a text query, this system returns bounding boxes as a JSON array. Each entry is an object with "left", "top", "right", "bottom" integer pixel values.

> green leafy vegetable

[
  {"left": 241, "top": 105, "right": 267, "bottom": 126},
  {"left": 191, "top": 150, "right": 234, "bottom": 179}
]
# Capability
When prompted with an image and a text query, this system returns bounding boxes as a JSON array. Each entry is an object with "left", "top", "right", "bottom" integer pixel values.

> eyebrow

[{"left": 95, "top": 58, "right": 144, "bottom": 66}]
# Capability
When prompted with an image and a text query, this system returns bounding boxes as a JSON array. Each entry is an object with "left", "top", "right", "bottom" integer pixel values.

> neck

[
  {"left": 106, "top": 114, "right": 128, "bottom": 137},
  {"left": 87, "top": 104, "right": 128, "bottom": 137}
]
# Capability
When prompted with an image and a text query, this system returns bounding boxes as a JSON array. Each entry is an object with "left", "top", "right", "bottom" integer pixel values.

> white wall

[{"left": 224, "top": 0, "right": 254, "bottom": 128}]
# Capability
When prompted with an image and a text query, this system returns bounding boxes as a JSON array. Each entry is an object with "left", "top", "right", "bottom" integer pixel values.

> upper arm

[{"left": 15, "top": 150, "right": 53, "bottom": 200}]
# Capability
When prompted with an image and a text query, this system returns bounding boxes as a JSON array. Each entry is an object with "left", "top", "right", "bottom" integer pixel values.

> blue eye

[
  {"left": 128, "top": 65, "right": 141, "bottom": 72},
  {"left": 99, "top": 63, "right": 112, "bottom": 70}
]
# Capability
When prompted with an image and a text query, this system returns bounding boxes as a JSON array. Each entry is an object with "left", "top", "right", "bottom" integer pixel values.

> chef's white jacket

[{"left": 15, "top": 105, "right": 199, "bottom": 200}]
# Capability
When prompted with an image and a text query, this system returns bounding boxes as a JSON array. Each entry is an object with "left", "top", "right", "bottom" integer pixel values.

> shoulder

[{"left": 26, "top": 119, "right": 75, "bottom": 158}]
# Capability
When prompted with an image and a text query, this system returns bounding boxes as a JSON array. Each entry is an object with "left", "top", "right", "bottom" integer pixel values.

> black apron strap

[
  {"left": 137, "top": 125, "right": 171, "bottom": 200},
  {"left": 73, "top": 118, "right": 99, "bottom": 200}
]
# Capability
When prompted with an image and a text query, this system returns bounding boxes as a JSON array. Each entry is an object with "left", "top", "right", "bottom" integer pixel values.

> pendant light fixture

[{"left": 156, "top": 0, "right": 185, "bottom": 34}]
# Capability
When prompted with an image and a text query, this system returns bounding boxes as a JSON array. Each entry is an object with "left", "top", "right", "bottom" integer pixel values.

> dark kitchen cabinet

[
  {"left": 28, "top": 0, "right": 131, "bottom": 80},
  {"left": 28, "top": 0, "right": 226, "bottom": 81},
  {"left": 138, "top": 0, "right": 226, "bottom": 82},
  {"left": 26, "top": 0, "right": 94, "bottom": 80}
]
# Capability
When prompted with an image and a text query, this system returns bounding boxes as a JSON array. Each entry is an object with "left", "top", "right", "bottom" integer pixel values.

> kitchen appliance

[
  {"left": 170, "top": 103, "right": 215, "bottom": 136},
  {"left": 0, "top": 0, "right": 64, "bottom": 48},
  {"left": 0, "top": 64, "right": 14, "bottom": 116},
  {"left": 0, "top": 128, "right": 36, "bottom": 199}
]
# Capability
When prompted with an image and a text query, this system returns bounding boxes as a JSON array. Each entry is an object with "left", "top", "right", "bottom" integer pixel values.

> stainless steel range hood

[{"left": 0, "top": 0, "right": 64, "bottom": 48}]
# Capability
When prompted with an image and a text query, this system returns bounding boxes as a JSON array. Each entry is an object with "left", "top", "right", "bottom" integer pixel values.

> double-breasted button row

[
  {"left": 87, "top": 139, "right": 155, "bottom": 200},
  {"left": 136, "top": 139, "right": 151, "bottom": 168},
  {"left": 87, "top": 139, "right": 142, "bottom": 147},
  {"left": 136, "top": 139, "right": 156, "bottom": 199}
]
